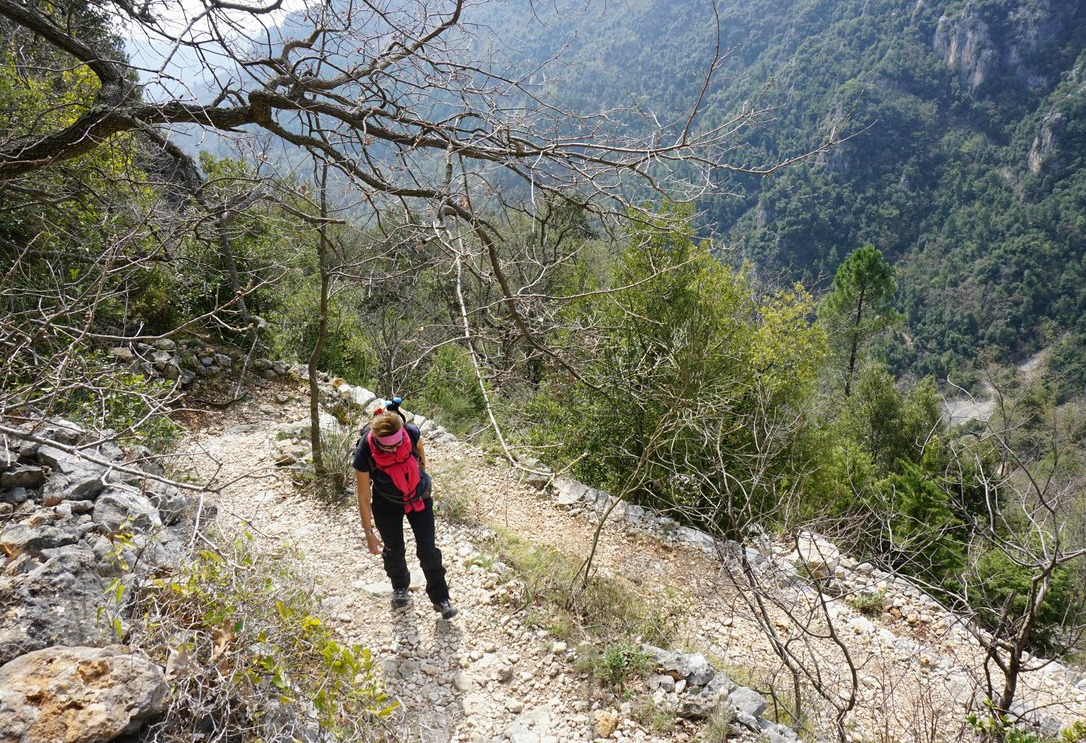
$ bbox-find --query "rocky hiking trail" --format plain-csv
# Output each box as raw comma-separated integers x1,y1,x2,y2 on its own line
183,384,1086,743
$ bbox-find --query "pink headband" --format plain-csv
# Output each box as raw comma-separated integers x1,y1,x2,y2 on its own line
374,428,405,446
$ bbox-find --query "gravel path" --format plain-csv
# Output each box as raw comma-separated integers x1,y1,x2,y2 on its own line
178,385,1086,743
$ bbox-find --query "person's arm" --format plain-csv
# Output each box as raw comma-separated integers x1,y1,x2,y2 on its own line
355,469,382,555
415,434,427,470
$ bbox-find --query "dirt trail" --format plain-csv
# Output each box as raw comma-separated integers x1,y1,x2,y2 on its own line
179,386,1086,743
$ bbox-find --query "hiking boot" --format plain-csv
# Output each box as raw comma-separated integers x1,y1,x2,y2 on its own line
433,599,458,619
391,587,411,609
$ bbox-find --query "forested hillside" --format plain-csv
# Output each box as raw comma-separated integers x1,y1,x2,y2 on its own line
466,0,1086,379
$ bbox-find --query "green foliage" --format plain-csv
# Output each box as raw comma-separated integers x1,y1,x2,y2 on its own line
19,353,181,450
846,589,886,617
632,698,677,734
128,534,396,741
414,344,487,436
267,278,374,382
430,458,480,526
470,0,1086,370
1049,334,1086,404
1061,721,1086,743
837,366,943,475
699,703,738,742
525,203,826,534
971,548,1077,654
873,461,967,591
575,642,654,692
820,245,899,396
967,701,1046,743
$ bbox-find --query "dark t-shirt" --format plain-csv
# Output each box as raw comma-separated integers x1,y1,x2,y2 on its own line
352,424,423,505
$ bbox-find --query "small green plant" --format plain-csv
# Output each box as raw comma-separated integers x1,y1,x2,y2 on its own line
489,529,676,647
315,419,357,502
96,529,136,641
632,698,677,734
1061,721,1086,743
291,419,358,503
846,589,886,617
967,702,1044,743
127,532,396,742
575,642,654,691
698,703,736,742
430,458,479,525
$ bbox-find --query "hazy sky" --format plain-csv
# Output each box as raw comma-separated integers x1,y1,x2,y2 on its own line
123,0,307,100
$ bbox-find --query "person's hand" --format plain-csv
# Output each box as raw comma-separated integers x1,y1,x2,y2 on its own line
365,530,382,555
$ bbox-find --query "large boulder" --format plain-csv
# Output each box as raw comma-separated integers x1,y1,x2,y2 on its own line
143,481,191,526
0,645,168,743
0,466,46,491
792,531,840,582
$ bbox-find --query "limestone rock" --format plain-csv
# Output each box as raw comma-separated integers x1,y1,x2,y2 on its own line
143,482,190,526
728,685,768,720
92,489,163,534
0,466,46,491
792,531,840,582
591,708,620,737
934,8,997,90
0,645,168,743
110,346,135,363
0,523,79,559
0,544,114,665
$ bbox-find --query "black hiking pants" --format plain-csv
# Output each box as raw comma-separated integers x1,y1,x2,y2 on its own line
371,496,450,605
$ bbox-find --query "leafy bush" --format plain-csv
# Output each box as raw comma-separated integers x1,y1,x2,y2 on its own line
1062,721,1086,743
523,203,826,536
430,458,480,526
970,548,1077,655
967,702,1045,743
266,280,374,382
846,589,886,617
127,533,396,742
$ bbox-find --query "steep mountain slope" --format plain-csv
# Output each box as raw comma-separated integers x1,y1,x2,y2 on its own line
460,0,1086,376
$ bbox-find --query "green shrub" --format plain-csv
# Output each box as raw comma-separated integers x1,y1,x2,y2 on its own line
632,698,677,734
26,353,181,451
430,459,479,526
1061,721,1086,743
415,344,487,436
846,589,886,617
967,702,1045,743
127,533,396,741
575,642,654,692
266,280,374,382
971,548,1077,655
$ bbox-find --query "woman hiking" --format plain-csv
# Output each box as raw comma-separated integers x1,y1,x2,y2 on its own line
354,404,458,619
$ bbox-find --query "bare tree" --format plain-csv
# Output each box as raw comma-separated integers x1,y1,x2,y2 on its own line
947,384,1086,740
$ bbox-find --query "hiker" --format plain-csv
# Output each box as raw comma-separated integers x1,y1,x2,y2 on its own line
354,405,458,619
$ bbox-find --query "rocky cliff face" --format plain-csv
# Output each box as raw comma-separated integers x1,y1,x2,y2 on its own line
934,4,997,91
934,0,1068,92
